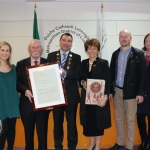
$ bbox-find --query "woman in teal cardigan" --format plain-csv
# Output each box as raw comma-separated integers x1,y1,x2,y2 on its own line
0,41,20,150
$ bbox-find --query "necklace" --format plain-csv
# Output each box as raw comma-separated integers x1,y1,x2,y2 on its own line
89,60,93,64
146,52,150,56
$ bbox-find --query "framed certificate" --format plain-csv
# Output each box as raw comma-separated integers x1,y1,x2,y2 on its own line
26,62,68,110
85,79,105,105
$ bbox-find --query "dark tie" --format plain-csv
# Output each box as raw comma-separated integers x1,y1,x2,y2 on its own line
34,60,38,66
61,53,67,68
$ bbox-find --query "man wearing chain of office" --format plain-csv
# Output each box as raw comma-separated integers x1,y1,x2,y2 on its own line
47,33,81,150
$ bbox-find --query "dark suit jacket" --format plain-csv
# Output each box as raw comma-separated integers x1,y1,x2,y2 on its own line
80,57,111,129
137,63,150,114
47,50,81,105
110,46,147,100
16,57,47,116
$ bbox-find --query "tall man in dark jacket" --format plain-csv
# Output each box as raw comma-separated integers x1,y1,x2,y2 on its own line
47,33,81,150
16,39,50,150
109,29,147,150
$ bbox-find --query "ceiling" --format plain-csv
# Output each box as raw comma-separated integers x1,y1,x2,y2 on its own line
27,0,150,2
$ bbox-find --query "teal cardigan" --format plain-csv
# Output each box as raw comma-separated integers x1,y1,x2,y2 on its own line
0,64,20,121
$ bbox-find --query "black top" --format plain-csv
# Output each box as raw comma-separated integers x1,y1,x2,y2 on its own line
83,70,104,136
137,63,150,114
80,57,111,129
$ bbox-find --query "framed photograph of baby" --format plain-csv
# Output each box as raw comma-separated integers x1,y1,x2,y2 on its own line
0,118,2,135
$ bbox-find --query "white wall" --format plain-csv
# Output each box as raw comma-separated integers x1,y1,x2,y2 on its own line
0,0,150,64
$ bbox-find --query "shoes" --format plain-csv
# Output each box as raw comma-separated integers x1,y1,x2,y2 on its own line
92,145,96,150
145,144,150,150
108,143,124,150
138,141,147,150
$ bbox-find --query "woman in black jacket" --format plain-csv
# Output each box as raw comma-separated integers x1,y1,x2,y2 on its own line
80,38,111,150
137,33,150,150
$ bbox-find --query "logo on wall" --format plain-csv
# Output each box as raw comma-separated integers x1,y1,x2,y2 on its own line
43,24,89,54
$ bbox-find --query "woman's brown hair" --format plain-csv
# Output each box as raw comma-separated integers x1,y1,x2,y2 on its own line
84,38,100,52
142,33,150,51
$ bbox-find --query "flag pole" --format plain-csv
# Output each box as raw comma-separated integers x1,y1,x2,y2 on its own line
100,3,108,60
34,2,37,10
101,3,103,14
33,2,40,39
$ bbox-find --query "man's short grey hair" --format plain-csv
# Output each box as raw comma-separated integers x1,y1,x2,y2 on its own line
28,39,43,49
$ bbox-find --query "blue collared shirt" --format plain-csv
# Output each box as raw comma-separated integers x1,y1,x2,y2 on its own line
60,50,70,63
115,47,131,87
60,49,70,78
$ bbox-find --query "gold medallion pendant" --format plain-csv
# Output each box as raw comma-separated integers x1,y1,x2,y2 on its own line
67,53,73,70
56,51,73,70
56,51,60,62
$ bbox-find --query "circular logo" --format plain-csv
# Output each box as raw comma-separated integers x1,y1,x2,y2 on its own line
90,82,101,93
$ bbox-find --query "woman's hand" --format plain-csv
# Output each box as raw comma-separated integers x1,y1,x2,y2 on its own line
81,80,87,90
109,94,113,101
97,95,108,107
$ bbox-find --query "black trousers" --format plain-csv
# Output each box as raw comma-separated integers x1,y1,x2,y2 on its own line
0,117,17,150
21,110,50,150
53,104,78,150
137,114,150,143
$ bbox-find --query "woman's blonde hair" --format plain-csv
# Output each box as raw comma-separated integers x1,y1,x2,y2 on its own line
0,41,12,66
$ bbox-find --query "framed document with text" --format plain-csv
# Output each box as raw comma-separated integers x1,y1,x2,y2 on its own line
85,79,105,105
26,62,68,110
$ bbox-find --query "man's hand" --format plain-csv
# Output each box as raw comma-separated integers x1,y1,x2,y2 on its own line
46,107,54,110
25,90,33,103
61,68,66,75
136,95,144,104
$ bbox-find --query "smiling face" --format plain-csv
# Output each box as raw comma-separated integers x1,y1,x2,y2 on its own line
84,39,100,60
59,34,72,52
0,45,11,62
28,40,42,60
145,36,150,51
87,45,99,59
119,30,132,49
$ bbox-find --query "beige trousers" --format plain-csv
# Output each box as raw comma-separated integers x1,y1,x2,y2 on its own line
114,87,137,150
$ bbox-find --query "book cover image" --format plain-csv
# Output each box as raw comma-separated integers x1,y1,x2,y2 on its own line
85,79,105,105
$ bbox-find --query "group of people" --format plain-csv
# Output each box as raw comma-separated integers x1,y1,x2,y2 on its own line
0,29,150,150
